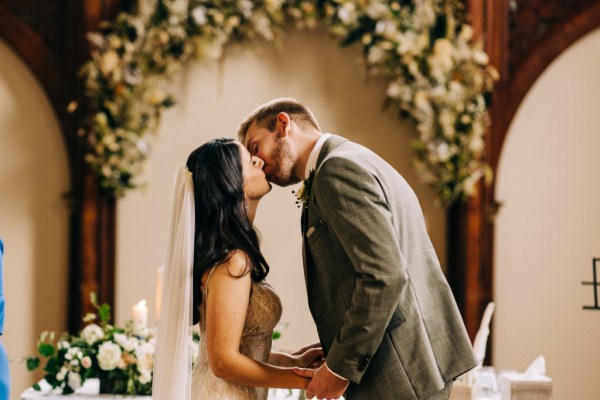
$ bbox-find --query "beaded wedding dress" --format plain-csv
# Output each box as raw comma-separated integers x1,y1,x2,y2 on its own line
192,268,282,400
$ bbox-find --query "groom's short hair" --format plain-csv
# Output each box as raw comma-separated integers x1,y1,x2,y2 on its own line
237,98,321,142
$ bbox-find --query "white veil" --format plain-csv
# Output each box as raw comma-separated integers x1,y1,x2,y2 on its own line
152,165,195,400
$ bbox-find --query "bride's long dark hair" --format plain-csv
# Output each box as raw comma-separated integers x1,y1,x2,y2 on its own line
187,138,269,324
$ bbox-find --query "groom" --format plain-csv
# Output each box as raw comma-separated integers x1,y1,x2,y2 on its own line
239,98,477,400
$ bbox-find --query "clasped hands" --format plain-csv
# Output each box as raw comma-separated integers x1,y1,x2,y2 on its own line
291,347,349,400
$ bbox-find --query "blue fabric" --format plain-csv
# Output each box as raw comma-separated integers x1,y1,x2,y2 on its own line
0,239,4,334
0,239,8,400
0,343,8,400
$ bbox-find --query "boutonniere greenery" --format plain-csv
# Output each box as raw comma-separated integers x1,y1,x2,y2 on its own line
293,169,315,208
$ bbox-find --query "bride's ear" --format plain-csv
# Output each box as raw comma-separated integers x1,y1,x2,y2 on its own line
275,112,291,138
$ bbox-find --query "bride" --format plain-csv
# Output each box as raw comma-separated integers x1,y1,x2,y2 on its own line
152,138,323,400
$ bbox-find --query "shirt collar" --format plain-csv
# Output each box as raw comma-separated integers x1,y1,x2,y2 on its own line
305,133,331,179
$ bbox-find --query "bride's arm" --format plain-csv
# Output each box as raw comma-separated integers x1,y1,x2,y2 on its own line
204,252,310,390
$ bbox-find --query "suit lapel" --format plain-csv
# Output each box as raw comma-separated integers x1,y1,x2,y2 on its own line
314,134,347,173
301,206,309,286
301,135,347,288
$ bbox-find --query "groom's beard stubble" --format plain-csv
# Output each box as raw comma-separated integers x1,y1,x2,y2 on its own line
267,138,300,187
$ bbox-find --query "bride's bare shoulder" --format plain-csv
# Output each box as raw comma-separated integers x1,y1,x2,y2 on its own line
215,249,251,279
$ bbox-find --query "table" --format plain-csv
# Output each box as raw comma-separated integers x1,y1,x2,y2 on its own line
21,379,150,400
22,380,308,399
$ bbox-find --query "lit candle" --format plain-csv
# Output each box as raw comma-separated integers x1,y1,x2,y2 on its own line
132,300,148,336
156,266,164,320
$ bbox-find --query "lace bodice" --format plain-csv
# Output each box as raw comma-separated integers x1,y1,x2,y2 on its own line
192,279,282,400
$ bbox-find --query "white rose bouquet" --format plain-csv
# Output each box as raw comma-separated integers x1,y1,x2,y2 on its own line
26,293,155,395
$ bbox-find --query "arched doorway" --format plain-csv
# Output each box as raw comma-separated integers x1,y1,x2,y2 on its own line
493,27,600,399
0,38,69,397
0,0,120,333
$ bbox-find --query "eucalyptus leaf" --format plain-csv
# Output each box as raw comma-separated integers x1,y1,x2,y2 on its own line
26,356,40,371
38,343,55,357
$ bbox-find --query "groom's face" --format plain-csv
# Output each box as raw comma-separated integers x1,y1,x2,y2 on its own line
244,120,298,187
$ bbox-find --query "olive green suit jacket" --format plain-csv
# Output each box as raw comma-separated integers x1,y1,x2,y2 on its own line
301,135,477,399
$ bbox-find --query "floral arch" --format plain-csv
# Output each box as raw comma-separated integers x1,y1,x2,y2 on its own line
78,0,496,206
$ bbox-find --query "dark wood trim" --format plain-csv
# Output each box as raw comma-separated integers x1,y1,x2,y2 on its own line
447,193,484,340
448,1,510,350
491,1,600,172
0,6,71,161
67,0,120,331
450,0,600,366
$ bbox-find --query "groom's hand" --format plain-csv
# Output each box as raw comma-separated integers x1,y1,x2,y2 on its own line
293,363,348,400
290,341,321,356
295,347,325,368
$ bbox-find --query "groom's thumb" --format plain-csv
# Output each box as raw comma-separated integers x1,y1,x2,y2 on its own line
292,367,314,378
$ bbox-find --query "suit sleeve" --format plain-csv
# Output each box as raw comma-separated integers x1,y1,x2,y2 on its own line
312,157,407,383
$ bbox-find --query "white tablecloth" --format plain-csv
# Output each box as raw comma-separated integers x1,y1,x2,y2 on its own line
21,379,151,399
22,380,306,399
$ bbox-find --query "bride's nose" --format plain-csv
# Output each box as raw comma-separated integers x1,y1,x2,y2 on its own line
253,156,265,169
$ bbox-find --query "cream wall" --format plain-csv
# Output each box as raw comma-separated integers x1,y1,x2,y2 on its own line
494,28,600,399
116,29,446,351
0,40,70,398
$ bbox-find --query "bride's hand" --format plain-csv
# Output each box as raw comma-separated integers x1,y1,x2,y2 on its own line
294,347,325,368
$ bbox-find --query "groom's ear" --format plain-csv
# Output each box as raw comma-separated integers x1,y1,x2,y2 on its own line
275,112,291,138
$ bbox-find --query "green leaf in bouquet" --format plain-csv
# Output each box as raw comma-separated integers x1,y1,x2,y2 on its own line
272,331,281,340
127,377,135,394
32,383,41,391
83,367,97,379
38,342,55,357
90,292,111,324
44,356,62,375
26,356,40,371
45,373,60,388
98,304,112,326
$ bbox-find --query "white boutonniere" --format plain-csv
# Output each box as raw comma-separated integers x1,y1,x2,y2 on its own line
293,169,315,208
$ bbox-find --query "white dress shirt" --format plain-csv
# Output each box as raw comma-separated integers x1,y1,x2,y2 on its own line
304,133,331,179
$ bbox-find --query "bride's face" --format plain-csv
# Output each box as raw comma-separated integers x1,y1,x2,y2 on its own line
239,144,271,200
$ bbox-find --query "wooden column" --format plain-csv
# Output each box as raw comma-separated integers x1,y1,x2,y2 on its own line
446,1,509,367
65,0,120,332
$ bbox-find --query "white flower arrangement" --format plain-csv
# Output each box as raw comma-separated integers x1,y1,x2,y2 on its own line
26,293,155,395
78,0,497,205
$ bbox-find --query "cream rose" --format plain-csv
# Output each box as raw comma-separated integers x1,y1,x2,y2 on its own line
135,342,155,372
98,342,122,371
138,368,152,384
81,324,104,345
68,372,82,390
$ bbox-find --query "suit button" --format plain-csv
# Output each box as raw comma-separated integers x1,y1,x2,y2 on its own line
357,354,371,371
